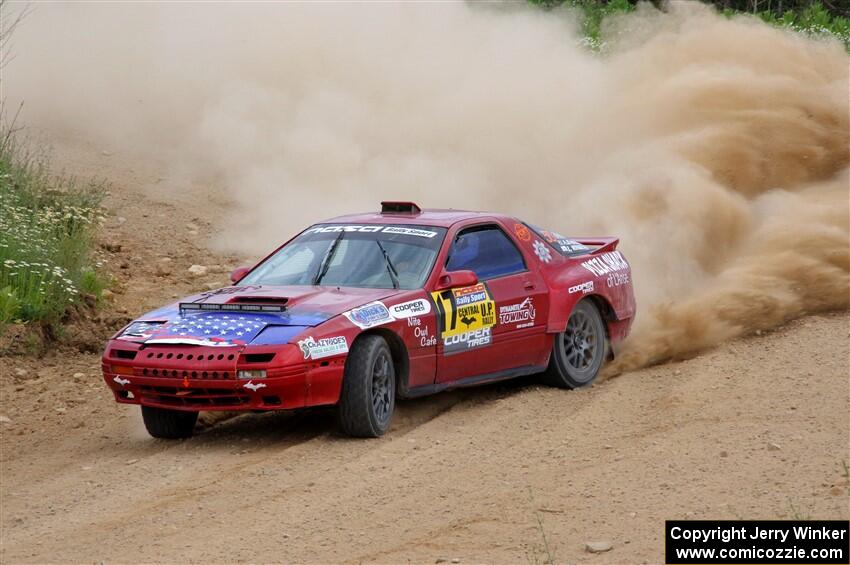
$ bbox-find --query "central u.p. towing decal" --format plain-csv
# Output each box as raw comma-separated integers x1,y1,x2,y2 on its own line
431,283,496,355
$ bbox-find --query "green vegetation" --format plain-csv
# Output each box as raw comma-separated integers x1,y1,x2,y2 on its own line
0,117,108,329
529,0,850,51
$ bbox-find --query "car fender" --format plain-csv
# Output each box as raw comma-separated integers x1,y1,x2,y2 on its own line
545,255,636,342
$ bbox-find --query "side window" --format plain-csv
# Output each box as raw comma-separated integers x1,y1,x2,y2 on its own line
446,225,526,280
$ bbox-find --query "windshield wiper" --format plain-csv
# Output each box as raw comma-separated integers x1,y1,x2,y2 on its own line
313,231,345,285
375,240,400,289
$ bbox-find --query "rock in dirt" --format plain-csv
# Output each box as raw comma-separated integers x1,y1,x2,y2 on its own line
188,265,208,277
101,241,122,253
14,368,28,378
0,415,11,424
585,541,613,553
767,442,782,451
155,263,173,277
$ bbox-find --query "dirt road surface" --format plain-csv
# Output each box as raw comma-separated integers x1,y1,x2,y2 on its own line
1,139,848,564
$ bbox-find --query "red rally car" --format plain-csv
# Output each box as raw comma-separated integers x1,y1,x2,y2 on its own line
102,202,635,438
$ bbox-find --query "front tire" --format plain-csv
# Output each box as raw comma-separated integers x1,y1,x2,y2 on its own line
338,335,396,438
141,406,198,439
543,299,607,389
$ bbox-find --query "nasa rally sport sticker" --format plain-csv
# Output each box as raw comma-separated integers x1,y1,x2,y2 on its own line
431,283,496,355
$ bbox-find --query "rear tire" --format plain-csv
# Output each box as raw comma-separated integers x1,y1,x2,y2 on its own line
338,335,396,438
542,299,607,389
141,406,198,439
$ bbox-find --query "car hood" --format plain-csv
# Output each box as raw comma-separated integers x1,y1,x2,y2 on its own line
115,285,403,347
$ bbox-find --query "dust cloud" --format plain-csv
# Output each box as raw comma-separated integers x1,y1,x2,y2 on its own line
4,1,848,370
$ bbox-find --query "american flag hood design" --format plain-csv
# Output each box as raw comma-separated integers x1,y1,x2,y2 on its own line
116,285,401,346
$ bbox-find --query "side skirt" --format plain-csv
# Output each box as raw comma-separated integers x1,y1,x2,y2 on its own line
400,364,547,399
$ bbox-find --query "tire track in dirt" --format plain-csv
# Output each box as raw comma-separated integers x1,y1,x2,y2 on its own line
1,139,847,564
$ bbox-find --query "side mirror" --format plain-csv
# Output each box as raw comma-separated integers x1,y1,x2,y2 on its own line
230,266,251,284
435,270,478,291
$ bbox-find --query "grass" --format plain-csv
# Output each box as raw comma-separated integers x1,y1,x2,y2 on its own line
0,112,108,330
529,0,850,52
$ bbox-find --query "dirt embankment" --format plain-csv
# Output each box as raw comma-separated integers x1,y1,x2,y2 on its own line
0,137,848,564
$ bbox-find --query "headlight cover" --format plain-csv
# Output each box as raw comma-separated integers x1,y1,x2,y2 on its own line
119,321,164,338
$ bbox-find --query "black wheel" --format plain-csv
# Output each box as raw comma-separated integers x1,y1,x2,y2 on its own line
542,299,607,389
141,405,198,439
338,335,396,438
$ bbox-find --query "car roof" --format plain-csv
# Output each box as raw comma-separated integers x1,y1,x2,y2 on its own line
324,207,510,228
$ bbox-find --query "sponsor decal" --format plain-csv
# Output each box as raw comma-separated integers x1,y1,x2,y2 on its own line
113,376,130,386
298,336,349,360
514,223,531,242
533,240,552,263
344,301,393,329
431,283,496,354
305,225,438,238
555,238,590,255
443,327,492,355
580,251,629,277
344,298,432,329
388,298,431,319
243,381,266,392
381,226,439,239
607,271,630,288
407,317,437,347
541,229,558,243
533,227,589,256
568,281,594,295
498,297,536,329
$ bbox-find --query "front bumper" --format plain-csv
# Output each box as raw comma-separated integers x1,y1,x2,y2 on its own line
102,343,346,412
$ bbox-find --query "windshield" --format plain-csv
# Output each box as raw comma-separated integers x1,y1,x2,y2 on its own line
240,224,447,290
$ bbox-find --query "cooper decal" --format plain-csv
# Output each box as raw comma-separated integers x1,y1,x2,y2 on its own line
344,301,393,329
568,281,594,295
243,381,267,392
533,240,552,263
113,376,130,386
580,251,628,277
498,297,536,329
443,327,492,355
388,298,431,319
431,283,496,354
298,336,349,360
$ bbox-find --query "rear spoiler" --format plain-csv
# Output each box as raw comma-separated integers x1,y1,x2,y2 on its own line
574,237,619,255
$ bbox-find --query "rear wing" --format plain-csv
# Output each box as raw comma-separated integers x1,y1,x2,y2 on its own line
573,237,619,255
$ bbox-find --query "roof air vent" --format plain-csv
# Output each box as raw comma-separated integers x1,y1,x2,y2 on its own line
381,201,422,214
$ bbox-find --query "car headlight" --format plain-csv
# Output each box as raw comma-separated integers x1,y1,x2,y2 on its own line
237,370,267,380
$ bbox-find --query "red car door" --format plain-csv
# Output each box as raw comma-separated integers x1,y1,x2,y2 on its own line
432,222,549,384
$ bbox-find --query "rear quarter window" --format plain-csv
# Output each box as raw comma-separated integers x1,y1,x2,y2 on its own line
524,223,591,257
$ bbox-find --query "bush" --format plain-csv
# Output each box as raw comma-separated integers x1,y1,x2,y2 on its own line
529,0,850,51
0,119,108,329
